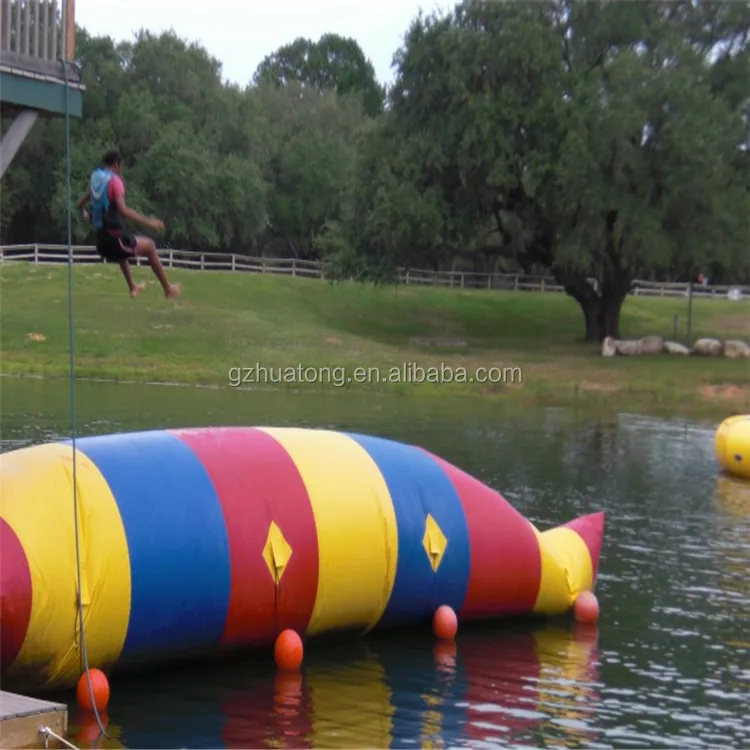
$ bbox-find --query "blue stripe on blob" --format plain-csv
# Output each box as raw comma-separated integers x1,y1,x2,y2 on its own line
70,431,231,663
345,432,471,626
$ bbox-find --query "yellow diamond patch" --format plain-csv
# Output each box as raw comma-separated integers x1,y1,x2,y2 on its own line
422,513,448,572
262,521,293,584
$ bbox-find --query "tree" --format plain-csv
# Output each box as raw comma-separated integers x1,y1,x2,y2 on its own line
253,33,385,117
338,0,750,341
252,81,366,259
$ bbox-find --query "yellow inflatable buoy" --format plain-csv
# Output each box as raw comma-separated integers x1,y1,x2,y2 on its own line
715,415,750,479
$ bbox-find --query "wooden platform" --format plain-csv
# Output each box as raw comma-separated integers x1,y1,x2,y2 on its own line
0,691,68,749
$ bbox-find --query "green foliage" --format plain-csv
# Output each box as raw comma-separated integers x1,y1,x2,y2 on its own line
253,32,386,117
254,82,365,259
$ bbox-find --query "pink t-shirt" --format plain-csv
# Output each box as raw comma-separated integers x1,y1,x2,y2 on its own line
101,173,125,235
108,173,125,202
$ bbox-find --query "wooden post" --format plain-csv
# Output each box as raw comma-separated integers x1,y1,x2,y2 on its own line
13,0,21,54
65,0,74,60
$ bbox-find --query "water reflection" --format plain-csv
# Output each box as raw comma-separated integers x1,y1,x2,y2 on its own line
712,475,750,653
714,474,750,518
65,624,600,749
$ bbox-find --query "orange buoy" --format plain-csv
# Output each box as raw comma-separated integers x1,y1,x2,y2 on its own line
274,628,304,671
432,604,458,640
76,668,110,712
574,590,600,624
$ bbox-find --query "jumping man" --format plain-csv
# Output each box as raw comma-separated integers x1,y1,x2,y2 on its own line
78,149,182,299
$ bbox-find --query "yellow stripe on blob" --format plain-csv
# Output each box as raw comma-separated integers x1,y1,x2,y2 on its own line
0,443,131,687
530,522,594,616
259,428,399,636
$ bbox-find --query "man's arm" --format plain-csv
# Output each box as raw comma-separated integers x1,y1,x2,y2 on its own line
110,181,163,232
77,187,90,220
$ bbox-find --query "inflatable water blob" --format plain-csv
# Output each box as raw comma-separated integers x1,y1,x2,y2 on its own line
0,426,605,692
715,415,750,480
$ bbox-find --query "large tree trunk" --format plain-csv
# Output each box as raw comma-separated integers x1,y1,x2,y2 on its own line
495,192,635,343
579,289,629,342
555,210,634,342
549,268,631,342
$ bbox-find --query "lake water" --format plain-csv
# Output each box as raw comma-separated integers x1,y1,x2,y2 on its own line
1,376,748,749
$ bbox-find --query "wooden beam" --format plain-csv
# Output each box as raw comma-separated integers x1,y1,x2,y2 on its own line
65,0,74,60
0,109,39,180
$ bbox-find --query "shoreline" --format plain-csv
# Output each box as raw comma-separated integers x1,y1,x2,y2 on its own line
1,367,745,424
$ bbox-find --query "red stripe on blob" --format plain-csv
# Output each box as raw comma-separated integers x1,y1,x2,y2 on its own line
0,518,32,668
172,427,319,646
564,511,605,581
425,453,541,618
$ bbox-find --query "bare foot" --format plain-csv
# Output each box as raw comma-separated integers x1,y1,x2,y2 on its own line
130,282,146,298
165,283,182,299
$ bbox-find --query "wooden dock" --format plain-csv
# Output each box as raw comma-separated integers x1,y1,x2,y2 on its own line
0,691,68,749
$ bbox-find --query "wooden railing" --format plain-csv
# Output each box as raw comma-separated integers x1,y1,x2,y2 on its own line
0,0,75,74
1,243,748,300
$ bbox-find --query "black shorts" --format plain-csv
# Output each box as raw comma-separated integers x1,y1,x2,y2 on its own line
96,230,137,262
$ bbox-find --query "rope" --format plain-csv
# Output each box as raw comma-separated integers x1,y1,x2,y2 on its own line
39,725,80,750
62,58,109,741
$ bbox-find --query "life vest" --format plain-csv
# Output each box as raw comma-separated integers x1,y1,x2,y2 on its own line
89,168,120,231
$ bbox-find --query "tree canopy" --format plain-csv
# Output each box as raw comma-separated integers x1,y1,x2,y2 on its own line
2,0,748,341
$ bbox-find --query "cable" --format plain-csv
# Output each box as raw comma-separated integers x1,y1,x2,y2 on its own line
39,725,80,750
62,57,109,741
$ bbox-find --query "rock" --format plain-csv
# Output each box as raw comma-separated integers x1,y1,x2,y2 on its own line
639,335,665,355
723,339,750,359
616,339,641,356
664,340,691,355
692,338,723,356
602,336,617,357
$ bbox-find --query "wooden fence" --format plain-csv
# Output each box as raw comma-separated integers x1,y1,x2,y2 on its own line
1,243,748,300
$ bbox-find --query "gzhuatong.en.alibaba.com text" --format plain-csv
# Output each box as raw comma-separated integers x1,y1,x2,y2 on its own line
228,363,523,388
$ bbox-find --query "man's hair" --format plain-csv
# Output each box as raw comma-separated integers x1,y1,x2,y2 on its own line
102,149,121,167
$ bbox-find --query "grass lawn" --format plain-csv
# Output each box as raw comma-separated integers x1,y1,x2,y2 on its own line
1,261,748,419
